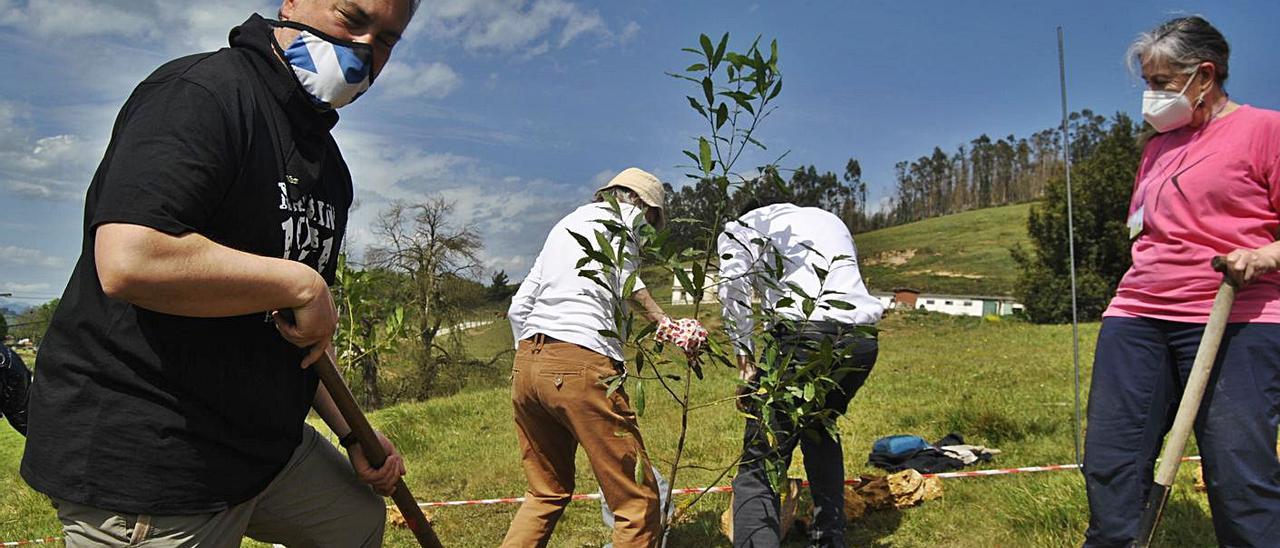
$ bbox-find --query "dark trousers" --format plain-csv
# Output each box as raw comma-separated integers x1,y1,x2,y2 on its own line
732,323,878,548
1084,317,1280,547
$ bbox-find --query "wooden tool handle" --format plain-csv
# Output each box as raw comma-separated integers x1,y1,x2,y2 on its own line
1134,256,1236,547
314,352,444,548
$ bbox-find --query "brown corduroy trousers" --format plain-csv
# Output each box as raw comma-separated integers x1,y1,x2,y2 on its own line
501,334,661,547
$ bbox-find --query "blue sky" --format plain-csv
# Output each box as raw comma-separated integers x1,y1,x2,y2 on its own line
0,0,1277,308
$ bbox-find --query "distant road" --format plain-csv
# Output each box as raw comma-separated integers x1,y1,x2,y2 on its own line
437,319,496,337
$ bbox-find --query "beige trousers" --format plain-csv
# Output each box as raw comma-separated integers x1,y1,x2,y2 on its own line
54,424,385,547
501,335,661,548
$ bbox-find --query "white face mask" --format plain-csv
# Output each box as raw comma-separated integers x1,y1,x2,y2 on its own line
1142,71,1203,133
272,20,374,110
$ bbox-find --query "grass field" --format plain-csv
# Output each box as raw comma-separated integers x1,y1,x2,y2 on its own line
0,310,1222,547
855,203,1034,296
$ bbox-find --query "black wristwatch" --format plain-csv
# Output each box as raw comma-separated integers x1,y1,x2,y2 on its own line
339,431,360,448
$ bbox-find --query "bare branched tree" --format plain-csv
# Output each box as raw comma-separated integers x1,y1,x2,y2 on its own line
367,198,484,398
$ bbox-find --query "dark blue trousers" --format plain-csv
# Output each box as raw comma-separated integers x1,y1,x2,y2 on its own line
732,323,878,548
1084,317,1280,547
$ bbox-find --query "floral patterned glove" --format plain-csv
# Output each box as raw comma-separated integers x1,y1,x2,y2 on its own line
654,316,708,357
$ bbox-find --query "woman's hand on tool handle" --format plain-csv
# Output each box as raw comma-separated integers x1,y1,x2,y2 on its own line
1223,244,1280,286
348,430,407,496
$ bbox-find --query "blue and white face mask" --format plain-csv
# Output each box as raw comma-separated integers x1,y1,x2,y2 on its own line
272,20,374,110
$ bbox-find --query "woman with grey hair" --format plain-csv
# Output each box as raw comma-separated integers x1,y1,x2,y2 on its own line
1083,15,1280,546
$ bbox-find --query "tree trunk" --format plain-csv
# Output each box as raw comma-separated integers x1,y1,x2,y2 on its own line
360,351,383,409
418,321,440,399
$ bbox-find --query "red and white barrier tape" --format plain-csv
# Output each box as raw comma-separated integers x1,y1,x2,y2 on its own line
0,537,61,547
399,456,1204,510
1,457,1206,545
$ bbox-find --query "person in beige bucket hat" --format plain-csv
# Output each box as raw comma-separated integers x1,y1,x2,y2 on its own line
595,167,667,228
502,167,702,547
594,167,667,229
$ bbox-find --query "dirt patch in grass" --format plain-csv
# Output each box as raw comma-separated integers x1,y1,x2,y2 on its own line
864,248,917,267
906,269,985,280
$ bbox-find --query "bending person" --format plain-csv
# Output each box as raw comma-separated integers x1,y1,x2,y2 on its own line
0,345,30,435
719,197,884,548
503,168,703,547
22,1,419,545
1083,15,1280,546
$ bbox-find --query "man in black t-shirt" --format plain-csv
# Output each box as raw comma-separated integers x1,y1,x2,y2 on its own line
0,345,30,435
22,1,420,545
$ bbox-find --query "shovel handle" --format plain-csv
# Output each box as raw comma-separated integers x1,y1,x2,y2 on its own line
314,352,444,548
1133,256,1235,547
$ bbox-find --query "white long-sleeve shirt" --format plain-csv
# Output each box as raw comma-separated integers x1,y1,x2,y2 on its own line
508,203,647,361
717,203,883,355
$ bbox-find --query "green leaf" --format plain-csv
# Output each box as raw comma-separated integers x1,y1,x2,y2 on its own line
686,63,707,72
598,329,621,340
567,230,594,255
699,33,714,62
826,299,856,310
674,266,695,293
635,321,658,341
785,282,812,299
715,102,729,130
744,135,767,150
713,33,729,69
699,137,713,173
578,270,612,291
768,79,783,101
606,375,624,397
623,270,639,299
686,96,707,117
594,230,617,264
701,76,714,106
635,380,646,416
634,457,646,484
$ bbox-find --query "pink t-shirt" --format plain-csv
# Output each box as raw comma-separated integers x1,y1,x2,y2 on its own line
1106,105,1280,323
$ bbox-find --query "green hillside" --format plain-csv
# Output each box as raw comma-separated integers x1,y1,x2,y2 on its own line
856,202,1034,296
0,312,1223,547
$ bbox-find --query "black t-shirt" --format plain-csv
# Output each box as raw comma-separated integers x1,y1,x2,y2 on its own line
21,14,353,514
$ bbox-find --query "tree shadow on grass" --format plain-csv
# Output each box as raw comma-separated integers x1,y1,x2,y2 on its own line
667,507,733,547
844,508,904,547
665,503,906,547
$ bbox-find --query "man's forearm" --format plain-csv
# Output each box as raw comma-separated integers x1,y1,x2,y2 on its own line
96,223,323,317
629,288,666,323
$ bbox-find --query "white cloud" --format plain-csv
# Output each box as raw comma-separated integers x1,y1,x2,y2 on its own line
0,102,101,203
591,169,617,187
6,0,272,51
420,0,612,55
333,128,595,277
0,282,53,294
617,21,641,45
377,61,462,100
0,246,65,268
